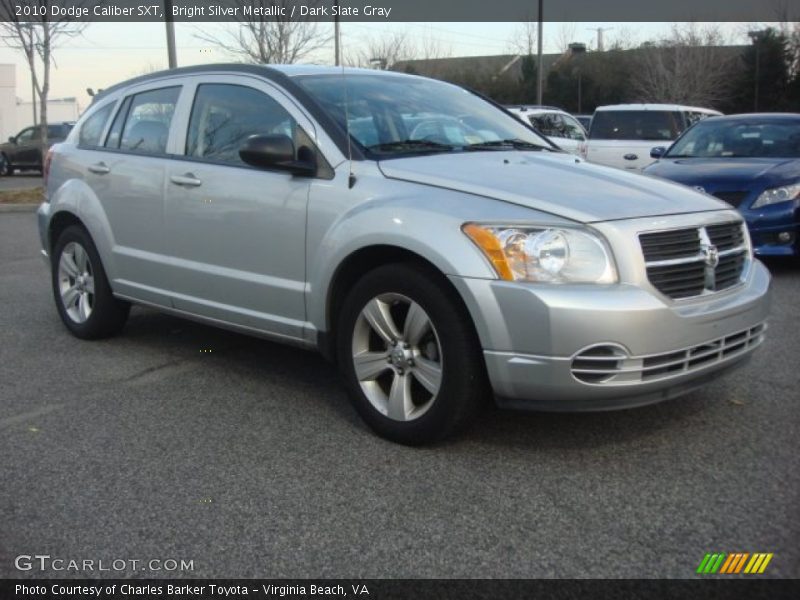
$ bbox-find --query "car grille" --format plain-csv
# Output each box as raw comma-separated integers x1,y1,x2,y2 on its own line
571,323,766,385
712,191,749,208
639,221,749,300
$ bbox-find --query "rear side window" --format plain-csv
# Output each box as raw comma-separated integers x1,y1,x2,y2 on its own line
119,87,180,155
589,110,682,141
47,124,71,138
79,104,114,147
186,84,296,165
530,113,585,140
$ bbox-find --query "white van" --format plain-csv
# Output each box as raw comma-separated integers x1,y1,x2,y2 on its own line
584,104,721,171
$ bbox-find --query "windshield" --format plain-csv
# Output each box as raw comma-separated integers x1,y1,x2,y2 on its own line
666,119,800,158
590,110,683,141
294,74,553,157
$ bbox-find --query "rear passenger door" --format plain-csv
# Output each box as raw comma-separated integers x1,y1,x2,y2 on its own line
82,84,183,305
163,76,320,340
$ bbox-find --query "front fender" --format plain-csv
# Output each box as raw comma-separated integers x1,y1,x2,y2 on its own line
305,173,573,334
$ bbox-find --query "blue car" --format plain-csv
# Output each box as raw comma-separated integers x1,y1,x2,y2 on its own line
644,113,800,257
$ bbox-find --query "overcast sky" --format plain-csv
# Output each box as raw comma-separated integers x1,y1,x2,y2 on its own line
0,21,756,113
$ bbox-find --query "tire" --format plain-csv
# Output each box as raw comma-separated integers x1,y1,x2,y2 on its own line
337,263,487,445
51,225,130,339
0,154,13,176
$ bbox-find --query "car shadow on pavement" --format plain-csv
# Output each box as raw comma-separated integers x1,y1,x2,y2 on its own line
114,307,716,453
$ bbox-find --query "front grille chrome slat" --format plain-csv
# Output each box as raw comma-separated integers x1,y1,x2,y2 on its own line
639,222,749,300
571,324,766,385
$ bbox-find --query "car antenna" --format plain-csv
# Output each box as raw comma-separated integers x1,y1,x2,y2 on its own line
340,41,356,188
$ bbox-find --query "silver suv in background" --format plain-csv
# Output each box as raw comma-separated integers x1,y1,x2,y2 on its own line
585,104,721,171
38,66,769,444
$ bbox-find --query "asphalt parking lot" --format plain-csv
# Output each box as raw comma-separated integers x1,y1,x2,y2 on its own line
0,212,798,579
0,173,42,192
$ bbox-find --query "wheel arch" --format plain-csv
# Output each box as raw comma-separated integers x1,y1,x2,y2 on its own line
47,210,85,257
320,244,479,363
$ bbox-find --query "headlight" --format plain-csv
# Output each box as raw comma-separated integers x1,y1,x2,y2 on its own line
752,183,800,209
462,223,617,283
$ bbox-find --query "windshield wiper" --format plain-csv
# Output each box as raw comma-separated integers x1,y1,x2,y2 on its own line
366,140,456,153
465,139,554,152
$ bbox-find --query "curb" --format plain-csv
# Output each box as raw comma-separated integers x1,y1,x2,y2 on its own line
0,203,39,213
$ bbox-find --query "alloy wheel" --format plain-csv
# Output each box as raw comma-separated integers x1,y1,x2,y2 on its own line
57,241,95,323
351,293,443,422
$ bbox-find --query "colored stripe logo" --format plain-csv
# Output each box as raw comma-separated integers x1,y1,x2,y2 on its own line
697,553,773,574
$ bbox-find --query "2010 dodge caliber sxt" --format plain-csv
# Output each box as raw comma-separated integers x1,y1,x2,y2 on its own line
38,65,771,444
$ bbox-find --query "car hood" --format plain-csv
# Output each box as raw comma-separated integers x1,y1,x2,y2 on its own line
378,151,727,223
644,157,800,189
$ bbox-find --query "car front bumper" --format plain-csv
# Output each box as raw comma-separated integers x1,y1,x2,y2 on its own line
741,199,799,257
449,259,771,411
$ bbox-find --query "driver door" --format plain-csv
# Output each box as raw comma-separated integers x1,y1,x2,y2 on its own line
164,76,318,340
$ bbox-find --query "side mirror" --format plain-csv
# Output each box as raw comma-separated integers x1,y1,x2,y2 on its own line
8,136,16,144
650,146,666,159
239,134,316,176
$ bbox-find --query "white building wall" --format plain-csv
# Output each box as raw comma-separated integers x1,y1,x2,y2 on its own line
0,64,18,142
0,63,81,141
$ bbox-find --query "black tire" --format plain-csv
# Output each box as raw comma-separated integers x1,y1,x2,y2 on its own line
0,154,13,176
51,225,130,339
337,263,487,445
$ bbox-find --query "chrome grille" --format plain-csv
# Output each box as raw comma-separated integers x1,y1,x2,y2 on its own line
571,323,766,385
639,222,748,300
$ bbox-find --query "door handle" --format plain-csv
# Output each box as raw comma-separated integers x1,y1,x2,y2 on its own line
170,173,202,187
88,162,110,175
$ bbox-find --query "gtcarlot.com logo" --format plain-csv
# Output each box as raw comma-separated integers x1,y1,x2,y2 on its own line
14,554,194,572
696,552,774,575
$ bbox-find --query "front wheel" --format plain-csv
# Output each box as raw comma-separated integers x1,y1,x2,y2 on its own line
51,225,130,339
337,263,487,445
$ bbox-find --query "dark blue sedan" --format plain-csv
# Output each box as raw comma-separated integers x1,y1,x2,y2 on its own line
644,113,800,256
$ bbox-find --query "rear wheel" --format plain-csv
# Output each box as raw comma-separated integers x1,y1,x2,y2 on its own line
0,154,13,176
337,263,487,445
51,225,129,339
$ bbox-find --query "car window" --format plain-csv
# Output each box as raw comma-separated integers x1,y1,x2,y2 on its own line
186,84,297,165
47,124,70,138
530,113,585,140
295,74,552,156
119,87,180,155
590,110,682,141
78,104,114,147
667,119,800,158
105,97,132,149
15,127,36,143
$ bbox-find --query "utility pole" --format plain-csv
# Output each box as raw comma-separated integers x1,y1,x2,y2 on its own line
587,27,613,51
164,0,177,68
748,30,766,111
536,0,543,105
334,1,340,66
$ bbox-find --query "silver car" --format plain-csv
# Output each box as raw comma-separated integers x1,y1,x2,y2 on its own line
37,65,770,444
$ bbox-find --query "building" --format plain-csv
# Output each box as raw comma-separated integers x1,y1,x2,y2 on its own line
0,63,80,141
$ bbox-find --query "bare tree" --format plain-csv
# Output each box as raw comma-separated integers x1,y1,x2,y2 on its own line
348,29,451,74
555,23,578,53
630,23,738,107
509,19,537,57
195,0,332,64
347,31,411,69
0,1,87,163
